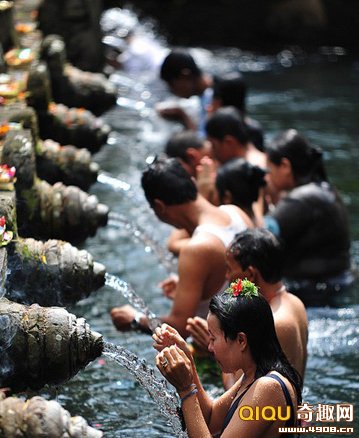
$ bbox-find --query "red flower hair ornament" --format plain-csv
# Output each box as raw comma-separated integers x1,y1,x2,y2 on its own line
226,278,259,298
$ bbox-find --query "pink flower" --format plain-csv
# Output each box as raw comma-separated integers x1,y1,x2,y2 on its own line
232,280,242,297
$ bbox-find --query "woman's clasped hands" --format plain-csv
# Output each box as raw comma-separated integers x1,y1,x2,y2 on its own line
153,324,194,392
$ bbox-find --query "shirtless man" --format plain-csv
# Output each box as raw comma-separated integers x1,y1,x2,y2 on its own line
164,130,218,255
187,228,308,383
110,157,253,337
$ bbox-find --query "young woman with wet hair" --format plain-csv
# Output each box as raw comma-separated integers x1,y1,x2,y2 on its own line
215,157,267,226
154,280,302,438
265,129,352,305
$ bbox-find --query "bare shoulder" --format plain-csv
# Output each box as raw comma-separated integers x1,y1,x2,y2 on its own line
285,292,308,320
250,373,293,405
178,234,224,271
186,231,225,254
276,291,307,319
225,204,253,227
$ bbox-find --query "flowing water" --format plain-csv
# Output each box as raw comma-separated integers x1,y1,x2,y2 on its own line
103,342,187,438
34,11,359,437
105,273,161,331
107,213,177,274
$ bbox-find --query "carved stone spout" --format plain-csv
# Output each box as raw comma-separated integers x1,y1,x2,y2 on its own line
0,394,103,437
0,298,103,392
26,62,110,152
0,103,99,190
40,34,117,116
5,237,106,306
1,128,108,241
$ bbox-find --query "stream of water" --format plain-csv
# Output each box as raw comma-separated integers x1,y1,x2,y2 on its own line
35,9,359,437
103,342,187,438
105,273,161,332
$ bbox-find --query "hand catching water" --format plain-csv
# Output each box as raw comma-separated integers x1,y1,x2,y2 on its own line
156,345,194,392
153,323,193,363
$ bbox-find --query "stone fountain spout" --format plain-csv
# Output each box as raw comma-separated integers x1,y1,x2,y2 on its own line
0,298,103,393
0,393,103,437
26,61,110,152
5,237,106,306
1,128,108,241
0,103,99,190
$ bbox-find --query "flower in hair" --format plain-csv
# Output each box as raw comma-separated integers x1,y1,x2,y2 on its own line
226,278,259,298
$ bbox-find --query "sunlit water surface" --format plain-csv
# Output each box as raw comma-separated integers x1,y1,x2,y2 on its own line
33,39,359,437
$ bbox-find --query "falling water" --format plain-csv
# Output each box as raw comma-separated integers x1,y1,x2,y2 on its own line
0,249,7,299
97,172,132,193
105,273,161,332
108,211,178,275
103,341,187,438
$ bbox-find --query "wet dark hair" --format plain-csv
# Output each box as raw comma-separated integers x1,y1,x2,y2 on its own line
141,156,197,205
205,107,249,144
209,291,302,400
266,129,328,185
165,131,204,164
216,158,266,210
228,228,284,283
213,72,247,114
160,50,201,83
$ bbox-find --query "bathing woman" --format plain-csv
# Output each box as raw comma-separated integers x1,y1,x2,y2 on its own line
154,280,302,437
264,129,352,305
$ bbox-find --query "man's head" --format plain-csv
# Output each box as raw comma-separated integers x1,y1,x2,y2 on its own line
205,107,249,163
141,156,197,226
211,72,247,115
225,228,284,284
160,50,202,98
165,131,212,177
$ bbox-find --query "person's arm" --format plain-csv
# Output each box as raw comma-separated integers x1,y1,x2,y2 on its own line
157,106,197,130
111,241,213,336
156,345,245,437
160,242,212,336
167,228,190,256
196,156,219,205
153,325,215,424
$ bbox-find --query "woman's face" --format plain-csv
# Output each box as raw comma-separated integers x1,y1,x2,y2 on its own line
265,155,294,192
207,312,241,373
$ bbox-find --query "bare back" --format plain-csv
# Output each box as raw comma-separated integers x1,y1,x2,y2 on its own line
191,203,253,300
270,291,308,377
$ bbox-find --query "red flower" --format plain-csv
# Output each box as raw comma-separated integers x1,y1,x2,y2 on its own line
0,216,5,228
232,280,242,297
